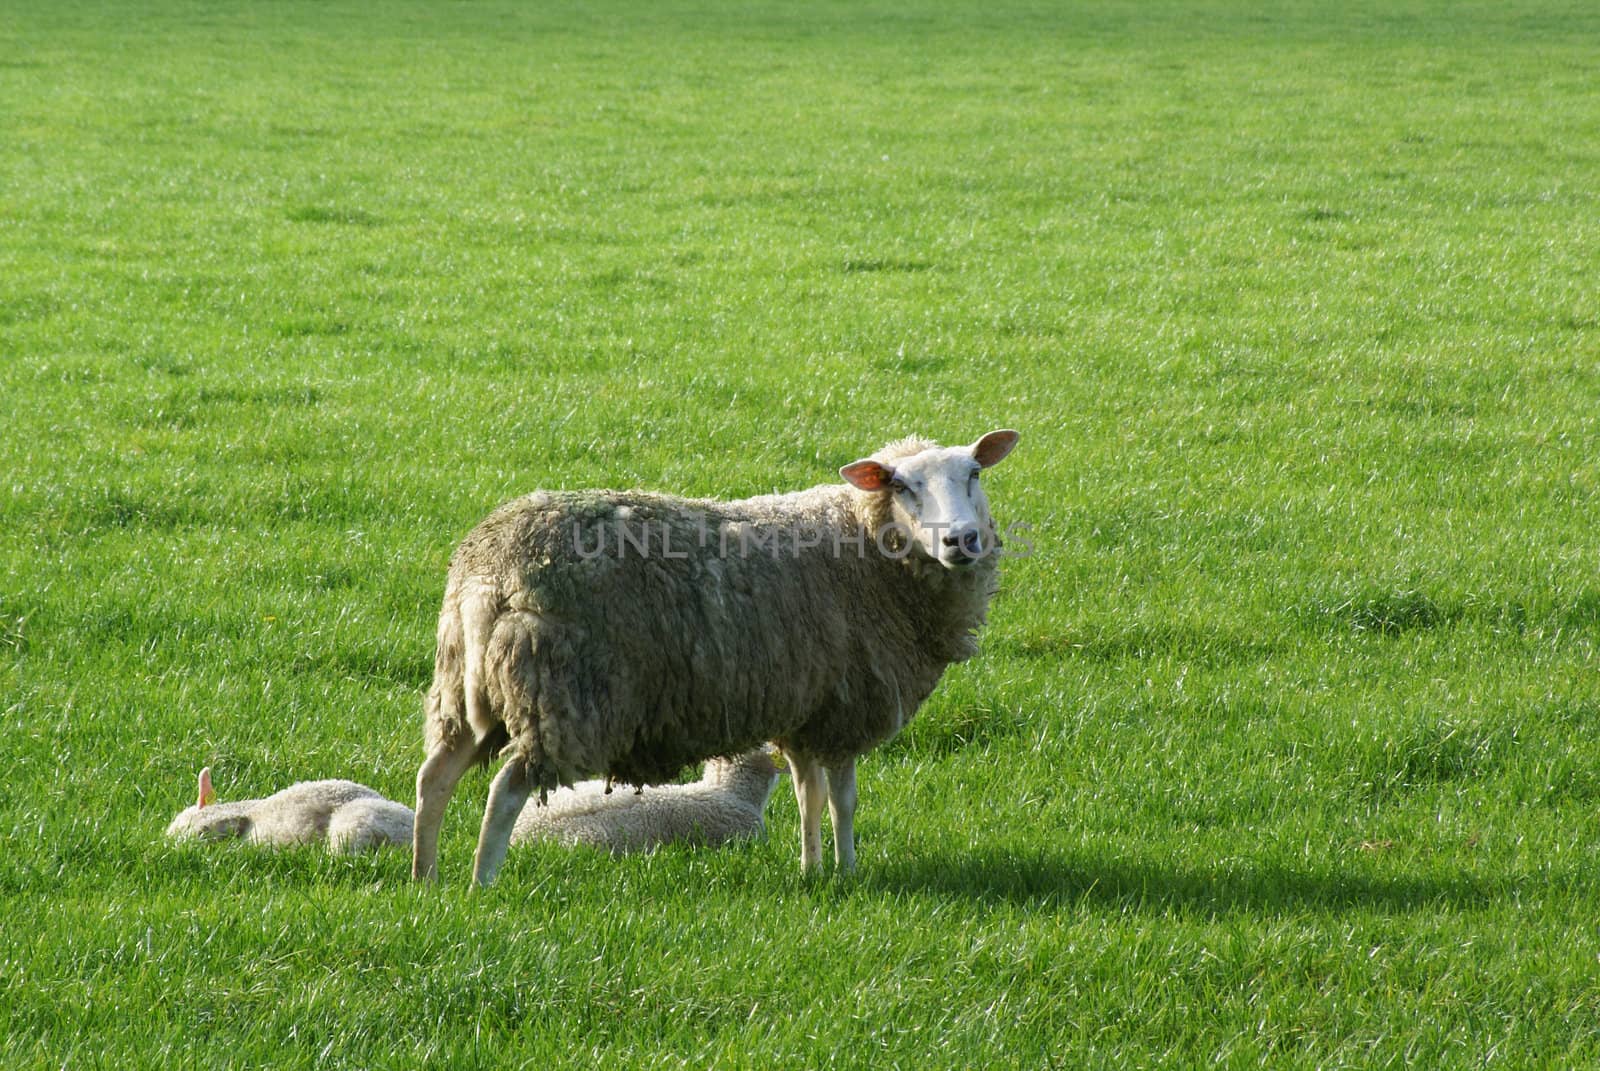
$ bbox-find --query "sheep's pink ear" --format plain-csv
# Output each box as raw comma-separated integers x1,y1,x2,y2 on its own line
971,429,1020,469
198,767,216,809
840,460,894,491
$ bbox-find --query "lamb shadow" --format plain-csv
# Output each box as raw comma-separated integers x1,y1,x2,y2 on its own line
862,845,1515,917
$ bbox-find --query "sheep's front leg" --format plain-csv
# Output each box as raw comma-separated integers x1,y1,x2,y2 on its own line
413,735,483,882
826,758,857,872
472,758,534,887
787,752,826,872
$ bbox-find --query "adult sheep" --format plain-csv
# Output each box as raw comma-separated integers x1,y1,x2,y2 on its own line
413,430,1020,886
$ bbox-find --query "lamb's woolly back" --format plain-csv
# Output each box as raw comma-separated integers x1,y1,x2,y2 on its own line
511,746,782,855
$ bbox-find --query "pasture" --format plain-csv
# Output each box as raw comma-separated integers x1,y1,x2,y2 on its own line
2,0,1598,1065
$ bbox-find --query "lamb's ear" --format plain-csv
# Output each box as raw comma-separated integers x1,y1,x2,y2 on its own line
971,429,1020,469
198,767,216,809
840,459,895,491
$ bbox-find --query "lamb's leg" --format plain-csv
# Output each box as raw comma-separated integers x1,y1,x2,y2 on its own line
825,758,858,872
472,757,534,887
412,737,481,882
787,752,825,872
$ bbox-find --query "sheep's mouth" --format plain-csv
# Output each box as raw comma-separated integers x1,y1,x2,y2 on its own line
939,536,988,569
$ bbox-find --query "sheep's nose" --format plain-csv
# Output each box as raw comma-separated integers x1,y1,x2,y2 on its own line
941,528,984,563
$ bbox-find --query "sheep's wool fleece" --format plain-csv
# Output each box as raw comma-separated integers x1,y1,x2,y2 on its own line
511,748,781,854
426,437,999,793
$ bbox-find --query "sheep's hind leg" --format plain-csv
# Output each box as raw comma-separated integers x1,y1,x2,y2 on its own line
472,757,535,887
413,735,486,882
787,752,826,872
826,758,857,872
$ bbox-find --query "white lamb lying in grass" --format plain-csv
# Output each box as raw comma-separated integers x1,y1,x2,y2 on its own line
167,749,782,858
512,746,784,855
165,767,413,853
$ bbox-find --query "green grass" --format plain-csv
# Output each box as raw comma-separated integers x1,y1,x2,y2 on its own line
3,0,1599,1065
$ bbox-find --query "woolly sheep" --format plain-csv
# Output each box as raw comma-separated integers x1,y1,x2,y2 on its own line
413,430,1020,886
512,745,783,854
167,767,413,853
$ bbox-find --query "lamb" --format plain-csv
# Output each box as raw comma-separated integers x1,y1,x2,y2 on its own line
511,745,783,854
167,767,414,853
412,429,1020,886
166,750,777,858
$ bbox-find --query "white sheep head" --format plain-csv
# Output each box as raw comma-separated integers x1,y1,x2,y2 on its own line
841,429,1019,569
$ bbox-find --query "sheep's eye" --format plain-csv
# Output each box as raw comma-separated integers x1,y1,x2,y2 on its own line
889,478,909,494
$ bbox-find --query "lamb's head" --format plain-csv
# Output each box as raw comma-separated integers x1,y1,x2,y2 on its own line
166,766,252,840
842,430,1019,569
703,745,785,806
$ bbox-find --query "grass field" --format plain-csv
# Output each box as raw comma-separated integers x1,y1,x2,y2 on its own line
3,0,1600,1066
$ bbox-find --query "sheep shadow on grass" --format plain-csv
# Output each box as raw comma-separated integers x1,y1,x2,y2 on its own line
860,846,1513,917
